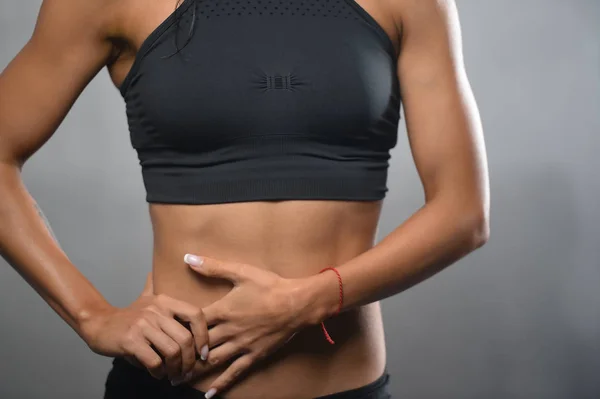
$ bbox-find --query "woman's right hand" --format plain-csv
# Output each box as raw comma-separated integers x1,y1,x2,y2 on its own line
81,273,209,385
0,0,204,388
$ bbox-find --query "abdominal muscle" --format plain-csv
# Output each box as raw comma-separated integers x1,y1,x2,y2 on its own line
148,200,387,399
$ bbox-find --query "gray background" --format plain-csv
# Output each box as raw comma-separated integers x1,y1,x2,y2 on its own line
1,0,598,398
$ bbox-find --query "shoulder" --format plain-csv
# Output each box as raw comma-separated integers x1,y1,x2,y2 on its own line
32,0,135,67
388,0,457,20
35,0,127,41
386,0,460,41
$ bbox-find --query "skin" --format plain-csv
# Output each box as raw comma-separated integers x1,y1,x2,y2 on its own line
0,0,489,398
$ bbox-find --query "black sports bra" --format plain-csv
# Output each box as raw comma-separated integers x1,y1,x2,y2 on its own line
120,0,401,204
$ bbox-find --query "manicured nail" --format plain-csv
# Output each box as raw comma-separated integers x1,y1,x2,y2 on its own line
205,387,217,399
171,377,183,386
184,254,203,267
184,371,194,381
200,344,209,361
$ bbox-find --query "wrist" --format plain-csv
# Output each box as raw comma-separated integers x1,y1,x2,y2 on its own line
293,270,341,327
75,300,115,345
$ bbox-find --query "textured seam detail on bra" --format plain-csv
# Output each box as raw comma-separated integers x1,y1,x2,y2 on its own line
134,132,372,152
119,0,197,97
341,0,397,60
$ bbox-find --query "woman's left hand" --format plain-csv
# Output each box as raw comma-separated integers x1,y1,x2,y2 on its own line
182,253,319,397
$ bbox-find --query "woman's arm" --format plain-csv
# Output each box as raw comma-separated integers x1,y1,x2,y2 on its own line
0,0,117,337
172,1,488,394
0,0,209,384
306,0,490,319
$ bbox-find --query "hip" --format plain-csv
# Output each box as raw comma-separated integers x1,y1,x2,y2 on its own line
106,302,387,399
105,356,391,399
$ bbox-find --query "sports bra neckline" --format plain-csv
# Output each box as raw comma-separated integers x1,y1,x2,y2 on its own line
118,0,396,96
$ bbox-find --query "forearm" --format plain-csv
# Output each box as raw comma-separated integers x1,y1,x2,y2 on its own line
0,162,111,340
301,197,489,323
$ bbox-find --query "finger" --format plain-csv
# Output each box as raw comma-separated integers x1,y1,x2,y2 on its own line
206,323,231,349
141,322,183,380
123,339,165,379
156,295,210,360
181,341,246,384
184,356,221,381
201,301,228,331
184,254,246,284
155,314,197,376
141,272,154,296
184,352,225,382
205,341,245,368
205,355,254,398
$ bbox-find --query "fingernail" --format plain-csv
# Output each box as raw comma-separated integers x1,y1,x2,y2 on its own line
184,254,204,267
205,388,217,399
171,377,183,386
184,371,194,381
200,344,209,361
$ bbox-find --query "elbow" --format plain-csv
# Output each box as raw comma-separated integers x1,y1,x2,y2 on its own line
446,197,489,252
465,207,490,250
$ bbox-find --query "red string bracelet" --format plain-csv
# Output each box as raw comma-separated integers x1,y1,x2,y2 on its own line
318,267,344,345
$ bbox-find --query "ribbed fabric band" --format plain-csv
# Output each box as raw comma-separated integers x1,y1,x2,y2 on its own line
143,171,387,204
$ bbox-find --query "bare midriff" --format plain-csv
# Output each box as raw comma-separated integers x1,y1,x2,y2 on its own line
149,200,387,398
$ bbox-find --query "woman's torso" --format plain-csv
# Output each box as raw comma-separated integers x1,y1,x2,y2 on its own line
149,200,387,398
105,0,401,396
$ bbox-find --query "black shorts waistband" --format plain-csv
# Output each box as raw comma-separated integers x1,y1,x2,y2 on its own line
106,357,391,399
